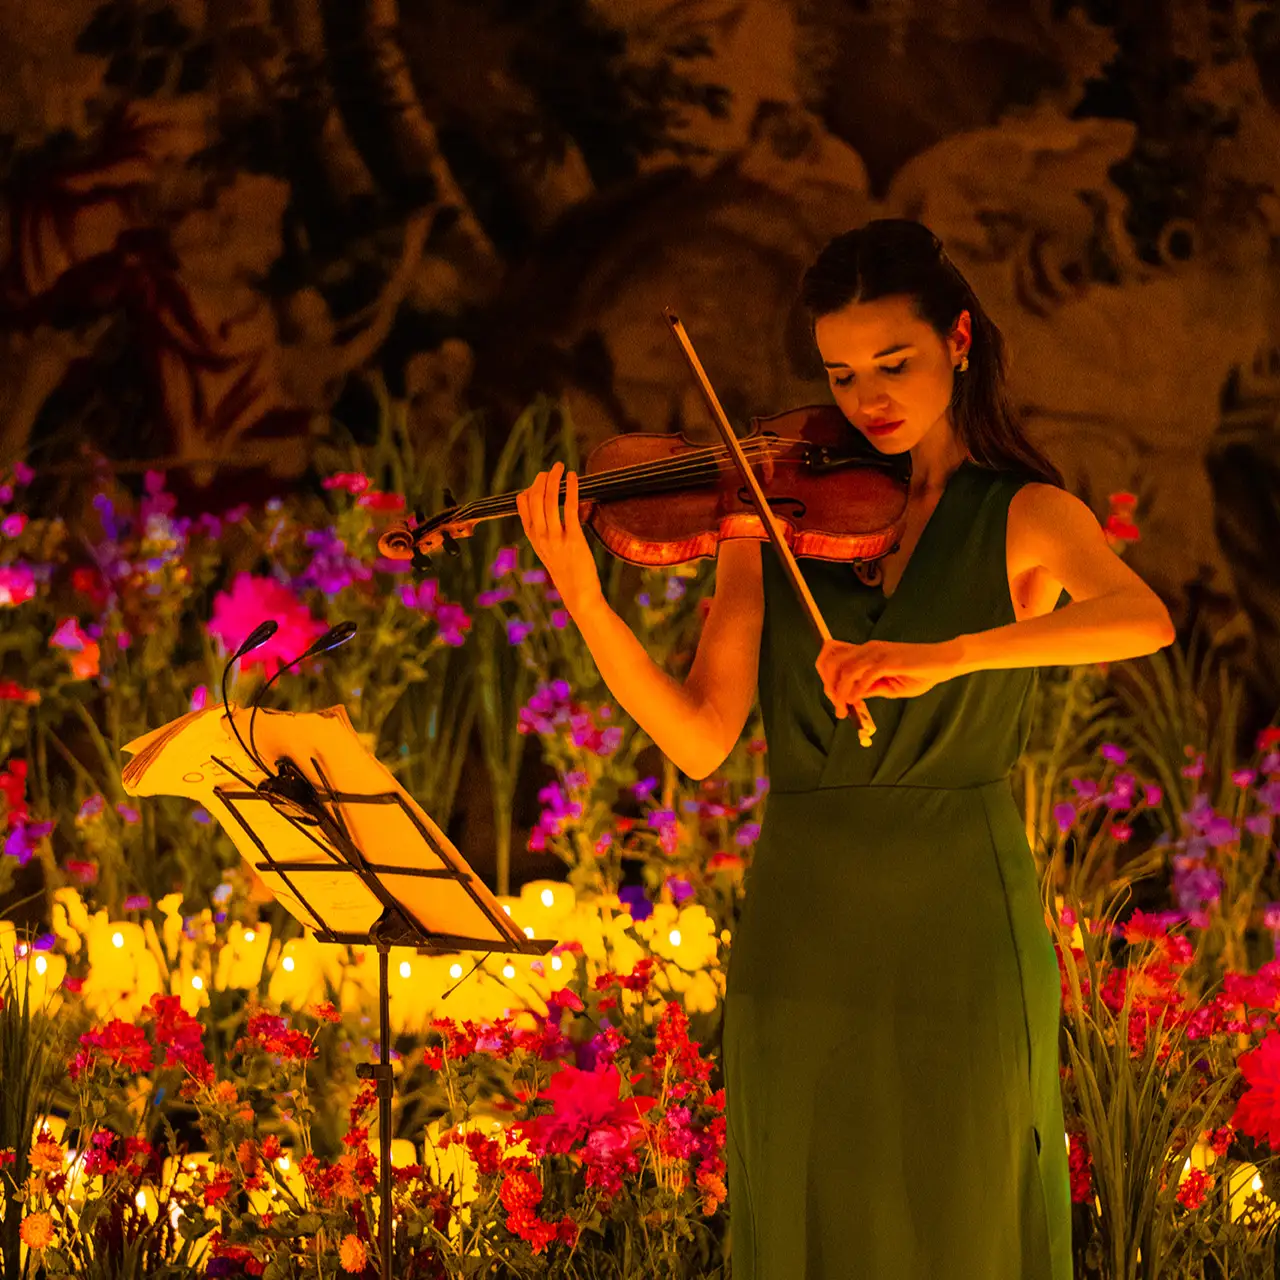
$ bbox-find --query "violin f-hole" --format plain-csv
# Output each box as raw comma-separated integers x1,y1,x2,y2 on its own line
739,489,806,520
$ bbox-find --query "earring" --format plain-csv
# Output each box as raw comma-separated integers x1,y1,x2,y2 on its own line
958,354,969,373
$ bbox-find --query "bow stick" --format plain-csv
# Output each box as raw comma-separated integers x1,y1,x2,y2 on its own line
662,308,876,748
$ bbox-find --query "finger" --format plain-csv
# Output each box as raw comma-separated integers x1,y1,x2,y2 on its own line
516,488,532,542
525,473,549,541
543,461,565,534
564,469,582,536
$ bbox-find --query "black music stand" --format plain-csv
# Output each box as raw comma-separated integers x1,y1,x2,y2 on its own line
123,705,556,1280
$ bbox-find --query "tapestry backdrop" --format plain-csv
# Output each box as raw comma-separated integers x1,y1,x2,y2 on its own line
3,0,1280,701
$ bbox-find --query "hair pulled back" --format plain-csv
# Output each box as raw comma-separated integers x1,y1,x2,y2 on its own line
800,219,1064,488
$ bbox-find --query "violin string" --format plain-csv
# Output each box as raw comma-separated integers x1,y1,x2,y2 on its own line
454,447,771,523
460,439,781,518
449,438,788,524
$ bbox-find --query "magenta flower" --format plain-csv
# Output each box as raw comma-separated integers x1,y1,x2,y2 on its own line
1053,802,1076,833
51,617,91,652
434,601,471,646
491,546,519,578
2,514,27,537
1099,743,1127,764
208,573,326,676
0,563,37,606
399,579,440,614
506,618,534,645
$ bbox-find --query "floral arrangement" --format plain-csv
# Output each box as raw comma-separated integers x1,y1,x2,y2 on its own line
2,408,1280,1275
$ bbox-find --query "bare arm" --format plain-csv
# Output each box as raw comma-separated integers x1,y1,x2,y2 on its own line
517,463,763,779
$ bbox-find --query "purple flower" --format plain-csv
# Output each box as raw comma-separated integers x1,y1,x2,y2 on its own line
123,894,151,911
1053,802,1076,833
476,587,513,607
506,617,534,645
665,576,686,602
1144,784,1163,807
296,527,372,595
550,609,569,629
1173,860,1222,914
632,776,658,802
1070,777,1098,801
491,546,519,578
637,592,650,607
1103,772,1136,810
4,820,54,865
77,794,105,821
1233,768,1258,787
665,876,694,905
518,680,574,734
190,685,208,712
92,492,129,542
115,803,140,824
2,513,27,537
1264,903,1280,932
1099,743,1128,765
618,884,653,922
735,822,761,846
399,579,440,614
12,462,33,485
1246,814,1273,838
521,568,548,585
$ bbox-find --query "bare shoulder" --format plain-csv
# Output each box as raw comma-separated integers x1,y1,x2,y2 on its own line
1006,480,1154,606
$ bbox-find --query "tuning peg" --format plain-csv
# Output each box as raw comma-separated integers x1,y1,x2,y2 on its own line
442,531,461,557
411,548,433,576
414,508,426,527
443,488,457,509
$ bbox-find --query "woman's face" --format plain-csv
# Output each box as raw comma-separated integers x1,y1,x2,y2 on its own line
813,294,970,456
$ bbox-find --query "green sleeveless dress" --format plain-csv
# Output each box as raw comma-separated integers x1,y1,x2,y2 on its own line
723,460,1072,1279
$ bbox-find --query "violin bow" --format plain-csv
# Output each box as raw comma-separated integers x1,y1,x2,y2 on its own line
662,308,876,748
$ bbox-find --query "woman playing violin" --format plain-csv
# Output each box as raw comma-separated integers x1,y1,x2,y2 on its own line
517,219,1173,1280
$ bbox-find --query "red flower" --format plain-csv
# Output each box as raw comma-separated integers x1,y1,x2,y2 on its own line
514,1062,657,1157
356,491,405,512
1232,1031,1280,1149
1068,1131,1093,1204
322,472,372,496
73,1020,154,1077
240,1012,316,1061
149,994,215,1082
203,1170,235,1206
1177,1167,1212,1210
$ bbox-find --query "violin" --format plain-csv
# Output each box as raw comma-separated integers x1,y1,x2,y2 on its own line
377,311,911,746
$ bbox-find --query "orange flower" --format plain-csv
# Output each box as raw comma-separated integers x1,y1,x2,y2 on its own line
28,1129,63,1173
338,1233,368,1272
19,1211,54,1250
213,1081,239,1105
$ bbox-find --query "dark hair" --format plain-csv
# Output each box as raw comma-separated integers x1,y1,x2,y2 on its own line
800,219,1064,488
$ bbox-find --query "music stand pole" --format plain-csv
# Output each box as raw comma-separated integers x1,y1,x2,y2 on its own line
355,934,396,1280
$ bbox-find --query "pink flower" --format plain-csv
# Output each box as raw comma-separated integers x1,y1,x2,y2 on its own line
322,472,372,495
1232,1031,1280,1149
515,1063,657,1156
208,574,326,677
0,563,37,606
